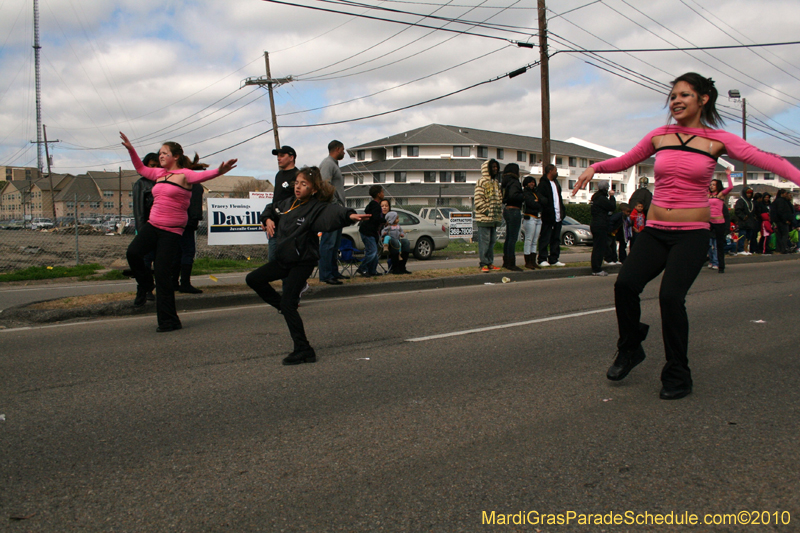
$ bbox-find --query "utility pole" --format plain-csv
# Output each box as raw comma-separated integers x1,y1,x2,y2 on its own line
42,125,58,220
242,52,293,151
537,0,552,171
742,97,748,187
33,0,44,176
118,167,123,220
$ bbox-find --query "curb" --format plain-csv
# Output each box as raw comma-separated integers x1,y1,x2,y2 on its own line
2,253,797,324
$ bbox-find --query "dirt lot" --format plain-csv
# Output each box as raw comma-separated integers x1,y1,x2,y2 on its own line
0,229,270,272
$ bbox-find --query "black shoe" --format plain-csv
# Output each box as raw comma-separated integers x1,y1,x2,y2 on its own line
606,345,646,381
323,279,342,285
178,284,203,294
335,274,350,280
122,268,134,277
134,289,148,307
156,323,182,333
660,385,692,400
282,348,317,365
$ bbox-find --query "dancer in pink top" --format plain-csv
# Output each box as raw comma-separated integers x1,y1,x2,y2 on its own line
708,168,734,272
120,132,237,332
572,72,800,400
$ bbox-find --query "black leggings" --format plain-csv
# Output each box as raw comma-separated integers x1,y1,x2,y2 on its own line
710,223,728,272
614,227,710,389
246,261,316,352
127,223,182,328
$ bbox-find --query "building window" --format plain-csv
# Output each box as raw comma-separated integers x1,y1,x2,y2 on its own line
588,182,597,191
128,202,133,208
556,156,564,166
90,202,100,208
454,171,467,183
453,146,470,157
407,146,419,157
517,151,526,162
568,180,576,190
392,146,402,157
104,202,114,208
103,191,114,198
569,157,577,167
394,171,406,183
579,158,588,168
496,148,504,160
477,146,488,158
357,150,366,161
764,173,774,180
128,191,132,197
372,172,386,183
747,172,757,181
619,184,626,193
529,153,535,164
439,171,452,183
424,171,436,183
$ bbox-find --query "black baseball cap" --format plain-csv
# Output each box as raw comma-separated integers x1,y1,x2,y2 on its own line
272,145,296,157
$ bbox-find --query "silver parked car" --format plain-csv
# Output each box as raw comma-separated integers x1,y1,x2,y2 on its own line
342,208,450,260
515,215,593,246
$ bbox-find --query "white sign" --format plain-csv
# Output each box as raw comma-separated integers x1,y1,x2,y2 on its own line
249,191,274,200
730,172,743,179
207,198,269,245
449,212,473,239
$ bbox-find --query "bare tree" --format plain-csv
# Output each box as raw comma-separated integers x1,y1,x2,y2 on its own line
230,178,273,198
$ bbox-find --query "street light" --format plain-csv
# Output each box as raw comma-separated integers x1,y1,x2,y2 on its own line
728,89,747,185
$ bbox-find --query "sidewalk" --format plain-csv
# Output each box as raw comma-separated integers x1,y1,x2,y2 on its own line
2,251,797,327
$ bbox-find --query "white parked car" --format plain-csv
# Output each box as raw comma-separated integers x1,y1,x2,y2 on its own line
30,218,54,230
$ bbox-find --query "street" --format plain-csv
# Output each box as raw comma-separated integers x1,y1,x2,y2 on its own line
1,260,799,532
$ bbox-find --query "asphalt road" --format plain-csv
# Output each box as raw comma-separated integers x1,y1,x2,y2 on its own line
0,250,592,311
1,260,798,532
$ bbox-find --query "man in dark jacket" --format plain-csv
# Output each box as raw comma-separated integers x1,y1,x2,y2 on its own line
536,164,564,267
589,182,616,275
771,190,794,253
501,163,523,271
129,152,159,301
734,187,757,254
171,183,205,293
261,145,299,263
357,185,385,277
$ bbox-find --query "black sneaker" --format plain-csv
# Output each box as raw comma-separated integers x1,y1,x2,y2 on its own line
282,348,317,365
659,385,692,400
178,284,203,294
606,345,646,381
156,323,182,333
134,289,148,307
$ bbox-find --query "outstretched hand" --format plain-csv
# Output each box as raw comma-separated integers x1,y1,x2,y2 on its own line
571,167,595,196
218,159,238,175
119,132,133,151
350,214,370,222
262,218,275,238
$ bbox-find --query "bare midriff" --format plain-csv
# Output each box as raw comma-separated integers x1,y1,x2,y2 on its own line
648,205,710,223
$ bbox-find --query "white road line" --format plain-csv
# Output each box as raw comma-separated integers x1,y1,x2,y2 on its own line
406,307,615,342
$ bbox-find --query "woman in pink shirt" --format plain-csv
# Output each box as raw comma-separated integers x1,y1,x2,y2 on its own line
121,132,237,332
708,167,734,272
572,72,800,400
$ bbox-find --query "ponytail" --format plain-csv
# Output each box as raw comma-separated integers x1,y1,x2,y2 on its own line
162,141,208,170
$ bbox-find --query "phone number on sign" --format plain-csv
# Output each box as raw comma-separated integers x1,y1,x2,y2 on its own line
449,228,473,236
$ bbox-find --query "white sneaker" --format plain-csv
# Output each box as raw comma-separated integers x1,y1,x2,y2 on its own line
592,271,608,277
552,261,566,267
299,282,310,299
538,261,550,267
711,265,718,270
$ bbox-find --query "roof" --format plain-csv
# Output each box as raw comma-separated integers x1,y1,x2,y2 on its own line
200,175,259,193
54,176,101,202
348,124,618,160
341,159,482,174
344,183,476,198
727,156,800,174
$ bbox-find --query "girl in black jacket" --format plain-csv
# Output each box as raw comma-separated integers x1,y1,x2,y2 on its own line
521,176,543,269
247,166,369,365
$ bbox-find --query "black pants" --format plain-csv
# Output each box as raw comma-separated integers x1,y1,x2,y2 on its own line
246,261,316,352
537,220,562,264
614,227,710,389
775,223,790,253
590,225,607,272
710,223,728,272
127,223,182,328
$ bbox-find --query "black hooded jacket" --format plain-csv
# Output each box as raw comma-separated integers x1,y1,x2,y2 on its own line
590,190,616,228
261,196,356,266
501,173,523,208
132,178,155,233
734,191,758,231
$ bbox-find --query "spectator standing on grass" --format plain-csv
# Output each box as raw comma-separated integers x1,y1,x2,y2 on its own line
771,189,794,254
537,164,566,268
501,163,523,271
521,176,543,270
356,185,385,277
589,181,615,276
130,152,160,302
474,159,503,272
261,146,298,263
171,183,204,293
318,140,348,285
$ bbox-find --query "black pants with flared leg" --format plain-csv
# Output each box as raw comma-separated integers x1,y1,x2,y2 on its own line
246,261,316,352
614,227,710,390
126,222,182,328
711,223,728,272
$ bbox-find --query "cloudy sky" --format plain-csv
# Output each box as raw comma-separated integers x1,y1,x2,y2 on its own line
1,0,799,181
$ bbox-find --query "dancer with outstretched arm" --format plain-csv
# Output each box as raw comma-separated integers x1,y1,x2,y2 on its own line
120,132,238,332
572,73,800,400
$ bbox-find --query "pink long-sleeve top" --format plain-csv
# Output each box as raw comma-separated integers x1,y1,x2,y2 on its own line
708,171,733,224
127,147,219,234
591,125,800,230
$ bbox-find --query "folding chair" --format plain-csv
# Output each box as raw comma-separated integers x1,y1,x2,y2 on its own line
338,239,363,277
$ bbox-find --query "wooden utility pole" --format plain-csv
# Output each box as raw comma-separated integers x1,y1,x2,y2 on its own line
537,0,551,170
242,52,293,151
42,124,58,220
742,98,748,187
118,167,123,220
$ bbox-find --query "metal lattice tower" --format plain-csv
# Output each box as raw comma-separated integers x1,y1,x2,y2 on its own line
33,0,43,175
